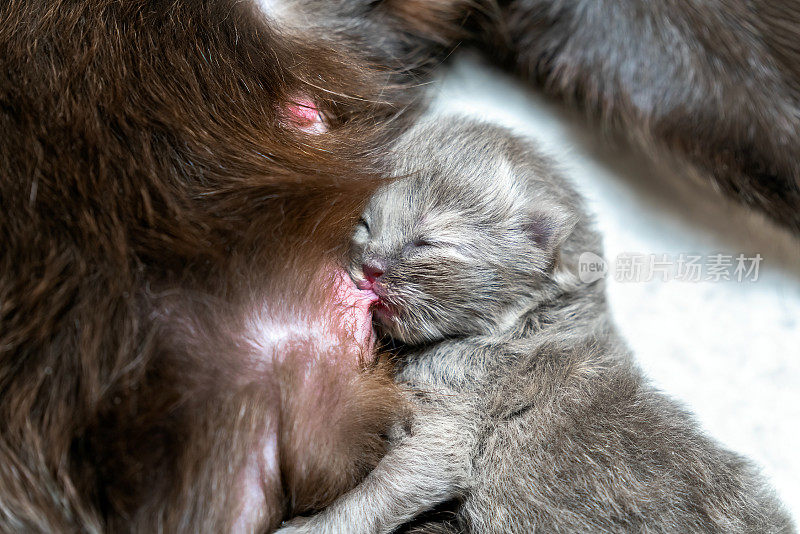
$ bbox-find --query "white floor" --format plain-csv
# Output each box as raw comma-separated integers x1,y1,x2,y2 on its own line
432,53,800,521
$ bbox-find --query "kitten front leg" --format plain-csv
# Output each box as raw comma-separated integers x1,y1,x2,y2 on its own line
276,408,473,534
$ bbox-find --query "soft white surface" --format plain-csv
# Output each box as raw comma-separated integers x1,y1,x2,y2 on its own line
432,53,800,520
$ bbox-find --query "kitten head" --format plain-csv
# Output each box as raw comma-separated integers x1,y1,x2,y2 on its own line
349,118,582,345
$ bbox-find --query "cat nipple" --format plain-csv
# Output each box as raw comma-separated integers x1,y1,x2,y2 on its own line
328,267,379,356
283,96,328,134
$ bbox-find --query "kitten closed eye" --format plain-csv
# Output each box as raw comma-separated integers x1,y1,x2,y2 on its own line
402,239,441,255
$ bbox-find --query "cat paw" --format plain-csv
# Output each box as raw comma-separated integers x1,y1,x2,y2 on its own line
274,516,317,534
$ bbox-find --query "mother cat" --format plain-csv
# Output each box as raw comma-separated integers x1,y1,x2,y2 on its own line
1,0,797,532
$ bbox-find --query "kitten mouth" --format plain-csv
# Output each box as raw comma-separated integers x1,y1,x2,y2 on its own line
356,278,394,323
355,279,372,291
372,299,394,321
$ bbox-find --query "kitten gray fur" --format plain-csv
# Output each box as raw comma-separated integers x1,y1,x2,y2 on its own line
277,117,795,533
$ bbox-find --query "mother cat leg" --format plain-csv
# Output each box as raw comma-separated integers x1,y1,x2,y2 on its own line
476,0,800,232
278,399,476,534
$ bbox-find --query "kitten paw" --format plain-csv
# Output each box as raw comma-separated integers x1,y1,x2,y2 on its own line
274,516,317,534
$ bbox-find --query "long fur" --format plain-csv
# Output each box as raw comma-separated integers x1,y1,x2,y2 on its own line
3,0,799,531
0,0,466,530
473,0,800,232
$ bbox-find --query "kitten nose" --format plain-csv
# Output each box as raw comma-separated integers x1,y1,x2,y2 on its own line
362,262,384,284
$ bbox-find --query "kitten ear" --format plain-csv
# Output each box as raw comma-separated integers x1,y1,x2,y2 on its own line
524,204,576,255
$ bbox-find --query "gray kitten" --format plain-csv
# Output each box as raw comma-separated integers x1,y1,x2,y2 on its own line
277,117,794,533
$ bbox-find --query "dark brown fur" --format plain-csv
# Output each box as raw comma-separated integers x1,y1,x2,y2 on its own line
3,0,800,532
0,0,467,530
473,0,800,232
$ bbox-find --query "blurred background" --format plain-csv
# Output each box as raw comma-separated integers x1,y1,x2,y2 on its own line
432,52,800,520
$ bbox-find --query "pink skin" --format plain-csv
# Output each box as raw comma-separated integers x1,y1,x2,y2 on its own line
355,271,393,325
328,266,379,358
235,268,378,532
284,97,328,134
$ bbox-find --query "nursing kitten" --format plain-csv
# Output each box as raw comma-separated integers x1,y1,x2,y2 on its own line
278,117,794,533
8,0,799,530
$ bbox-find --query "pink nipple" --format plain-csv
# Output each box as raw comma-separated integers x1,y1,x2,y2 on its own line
284,97,327,134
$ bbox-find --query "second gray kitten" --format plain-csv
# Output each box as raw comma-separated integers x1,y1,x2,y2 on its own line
278,118,794,533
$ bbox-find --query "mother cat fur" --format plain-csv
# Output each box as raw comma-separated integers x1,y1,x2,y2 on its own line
279,117,794,533
4,0,800,530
